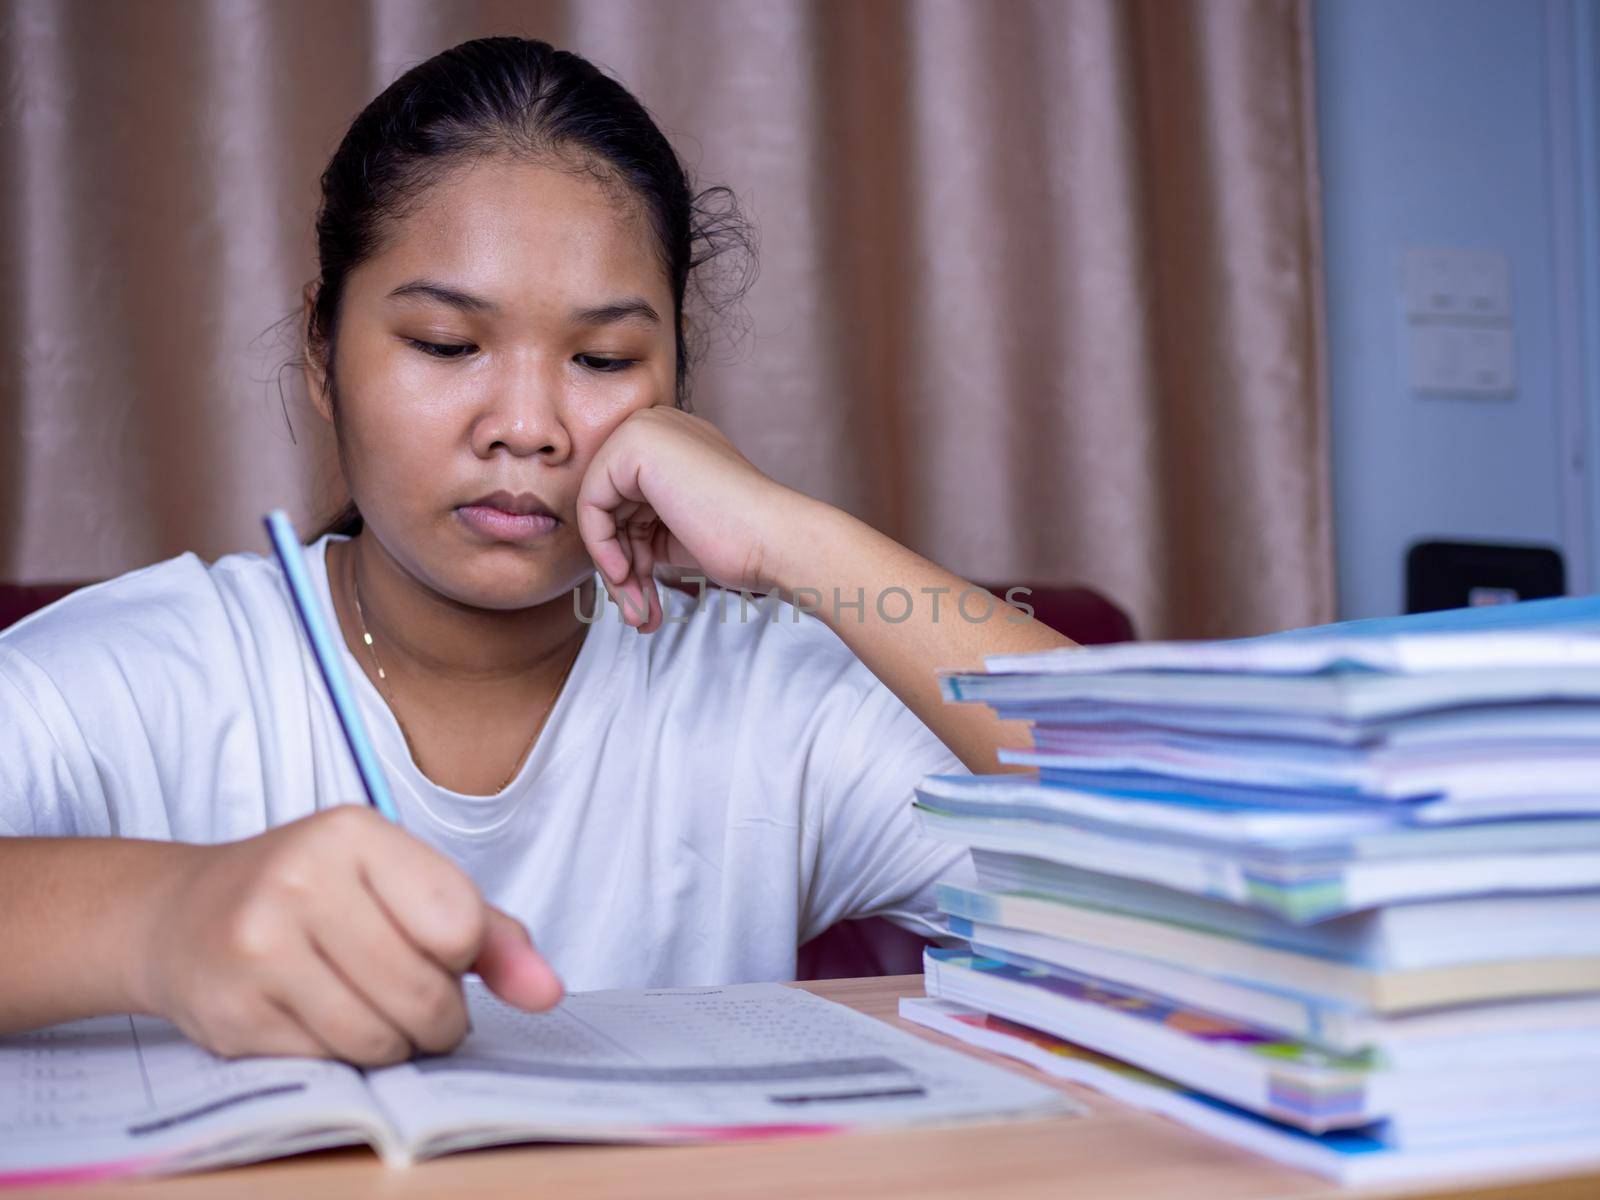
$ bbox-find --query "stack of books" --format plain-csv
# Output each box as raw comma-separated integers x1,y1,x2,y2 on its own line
902,596,1600,1186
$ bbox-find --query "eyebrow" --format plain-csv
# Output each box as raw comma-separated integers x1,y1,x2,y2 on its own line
570,298,662,327
386,280,497,314
386,279,661,327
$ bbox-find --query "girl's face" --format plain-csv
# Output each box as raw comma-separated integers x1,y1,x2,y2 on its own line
311,155,677,609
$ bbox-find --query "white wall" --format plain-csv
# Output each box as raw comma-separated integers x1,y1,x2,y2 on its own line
1314,0,1599,619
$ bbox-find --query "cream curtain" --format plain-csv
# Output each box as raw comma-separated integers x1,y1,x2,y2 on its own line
0,0,1331,639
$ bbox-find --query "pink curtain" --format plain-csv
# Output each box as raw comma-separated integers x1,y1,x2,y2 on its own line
0,0,1332,639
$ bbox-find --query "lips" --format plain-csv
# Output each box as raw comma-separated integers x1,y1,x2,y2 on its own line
456,490,562,543
464,490,558,518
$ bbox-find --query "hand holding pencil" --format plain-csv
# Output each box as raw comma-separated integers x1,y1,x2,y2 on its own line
112,508,569,1066
130,805,561,1065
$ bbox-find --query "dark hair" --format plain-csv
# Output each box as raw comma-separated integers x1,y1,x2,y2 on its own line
304,37,754,539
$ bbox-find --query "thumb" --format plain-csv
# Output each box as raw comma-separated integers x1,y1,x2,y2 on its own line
474,905,565,1012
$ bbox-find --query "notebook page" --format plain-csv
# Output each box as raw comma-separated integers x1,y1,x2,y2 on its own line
0,1013,391,1182
369,979,1075,1160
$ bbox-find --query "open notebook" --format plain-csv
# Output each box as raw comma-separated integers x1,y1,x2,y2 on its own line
0,978,1072,1183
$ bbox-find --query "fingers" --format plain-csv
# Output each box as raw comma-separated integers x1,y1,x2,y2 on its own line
309,879,469,1055
603,515,656,629
606,510,652,629
578,502,661,629
314,815,561,1018
575,440,660,628
475,906,564,1012
576,462,638,587
268,942,414,1067
345,812,490,975
623,518,663,632
173,809,559,1066
183,993,331,1061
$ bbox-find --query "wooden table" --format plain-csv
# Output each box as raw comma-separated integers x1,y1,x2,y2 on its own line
12,975,1599,1199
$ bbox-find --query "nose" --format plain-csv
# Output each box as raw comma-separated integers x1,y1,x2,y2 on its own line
468,359,572,464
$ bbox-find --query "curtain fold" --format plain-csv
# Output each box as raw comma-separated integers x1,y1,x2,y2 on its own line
0,0,1332,638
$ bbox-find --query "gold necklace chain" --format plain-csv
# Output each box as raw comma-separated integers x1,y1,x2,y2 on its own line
349,552,581,793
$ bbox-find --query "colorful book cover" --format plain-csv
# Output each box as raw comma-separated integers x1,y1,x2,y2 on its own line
899,994,1600,1186
923,948,1385,1127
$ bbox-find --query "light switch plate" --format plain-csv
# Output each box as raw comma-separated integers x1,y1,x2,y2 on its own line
1409,323,1516,395
1402,247,1512,319
1460,325,1516,392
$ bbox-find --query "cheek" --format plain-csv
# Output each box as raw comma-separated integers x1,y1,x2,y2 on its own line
344,396,448,467
357,414,456,496
566,367,669,461
335,358,460,495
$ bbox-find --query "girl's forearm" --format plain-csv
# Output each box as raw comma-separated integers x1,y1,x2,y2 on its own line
0,837,195,1034
772,498,1077,775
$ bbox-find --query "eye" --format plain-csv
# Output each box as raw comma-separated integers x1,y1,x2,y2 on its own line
576,354,637,373
405,338,477,359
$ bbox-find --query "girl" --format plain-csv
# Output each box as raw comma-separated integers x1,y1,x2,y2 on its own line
0,37,1072,1066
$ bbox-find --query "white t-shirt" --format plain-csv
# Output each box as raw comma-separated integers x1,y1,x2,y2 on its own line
0,535,973,989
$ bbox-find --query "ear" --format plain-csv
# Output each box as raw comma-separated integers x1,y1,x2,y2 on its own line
301,281,334,424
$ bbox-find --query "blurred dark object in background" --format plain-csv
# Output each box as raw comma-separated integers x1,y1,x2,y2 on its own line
1405,540,1566,614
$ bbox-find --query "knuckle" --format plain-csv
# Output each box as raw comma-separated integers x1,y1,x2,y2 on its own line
305,808,371,855
433,907,486,972
357,1026,409,1067
320,804,374,834
429,1010,469,1054
409,978,467,1050
410,972,453,1020
262,857,316,903
225,903,285,966
324,1005,408,1067
297,807,371,857
421,877,485,967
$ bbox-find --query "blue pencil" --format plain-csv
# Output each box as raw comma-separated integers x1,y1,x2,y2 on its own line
264,509,402,825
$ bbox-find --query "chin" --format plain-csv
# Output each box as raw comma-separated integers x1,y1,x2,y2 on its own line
438,553,594,613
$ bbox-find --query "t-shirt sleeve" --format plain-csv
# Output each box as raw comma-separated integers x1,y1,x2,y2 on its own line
0,554,305,844
800,670,977,943
0,644,114,837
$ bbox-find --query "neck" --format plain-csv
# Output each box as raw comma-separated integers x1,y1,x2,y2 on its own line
331,531,591,690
